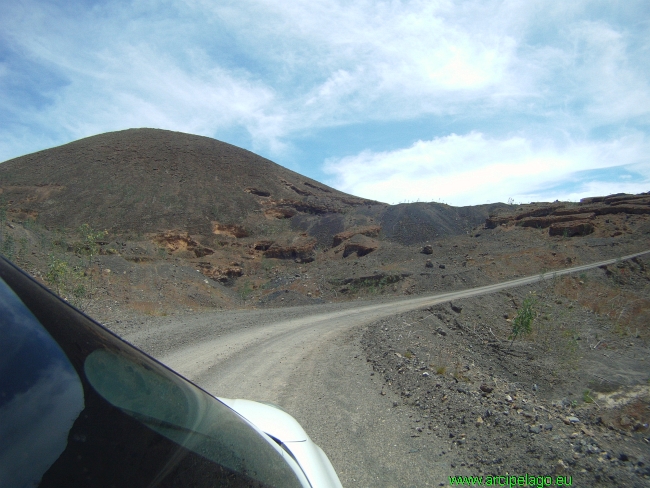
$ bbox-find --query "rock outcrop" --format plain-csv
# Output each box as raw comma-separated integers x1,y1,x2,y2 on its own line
263,236,317,262
198,262,243,283
342,234,379,258
211,222,249,238
548,220,595,237
153,232,214,258
332,225,381,247
485,193,650,237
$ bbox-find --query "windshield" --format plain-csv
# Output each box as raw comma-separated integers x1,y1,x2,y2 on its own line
84,348,304,487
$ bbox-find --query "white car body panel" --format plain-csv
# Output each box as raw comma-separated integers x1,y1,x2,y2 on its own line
219,398,343,488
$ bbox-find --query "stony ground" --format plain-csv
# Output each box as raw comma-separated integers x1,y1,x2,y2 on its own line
362,261,650,487
1,195,649,487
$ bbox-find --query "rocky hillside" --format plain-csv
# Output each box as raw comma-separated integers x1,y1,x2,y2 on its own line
0,129,647,316
0,128,502,248
0,129,507,300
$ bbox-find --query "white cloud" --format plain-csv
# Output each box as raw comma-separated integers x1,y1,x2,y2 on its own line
239,0,520,123
180,0,650,134
324,132,650,205
0,0,290,158
0,0,649,205
565,21,650,122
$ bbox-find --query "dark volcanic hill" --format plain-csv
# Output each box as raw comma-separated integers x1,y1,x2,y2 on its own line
0,129,503,247
0,128,377,236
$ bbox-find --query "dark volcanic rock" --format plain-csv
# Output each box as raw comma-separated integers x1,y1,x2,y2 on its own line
380,202,507,245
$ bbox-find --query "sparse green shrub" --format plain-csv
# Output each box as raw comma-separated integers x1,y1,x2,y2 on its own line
559,328,579,362
261,256,274,273
45,249,97,311
508,294,537,351
453,362,470,382
239,280,254,301
75,224,107,261
51,230,69,253
53,224,109,316
346,275,399,295
46,255,73,297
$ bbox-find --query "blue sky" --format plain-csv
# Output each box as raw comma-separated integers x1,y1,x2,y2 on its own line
1,0,648,206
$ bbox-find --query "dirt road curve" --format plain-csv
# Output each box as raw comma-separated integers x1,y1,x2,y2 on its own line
123,250,650,487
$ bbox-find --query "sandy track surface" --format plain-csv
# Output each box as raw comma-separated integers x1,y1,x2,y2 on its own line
122,250,649,487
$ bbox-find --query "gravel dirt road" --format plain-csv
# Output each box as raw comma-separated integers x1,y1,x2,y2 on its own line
120,250,650,487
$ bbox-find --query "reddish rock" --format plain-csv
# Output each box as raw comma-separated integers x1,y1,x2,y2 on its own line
593,205,650,216
153,232,214,258
264,236,317,261
263,198,340,219
333,225,381,247
608,196,650,206
198,263,243,283
211,222,249,238
244,187,271,197
343,234,379,257
485,192,650,233
264,207,297,219
279,178,312,196
485,216,512,229
513,205,562,220
517,213,594,228
549,220,595,237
